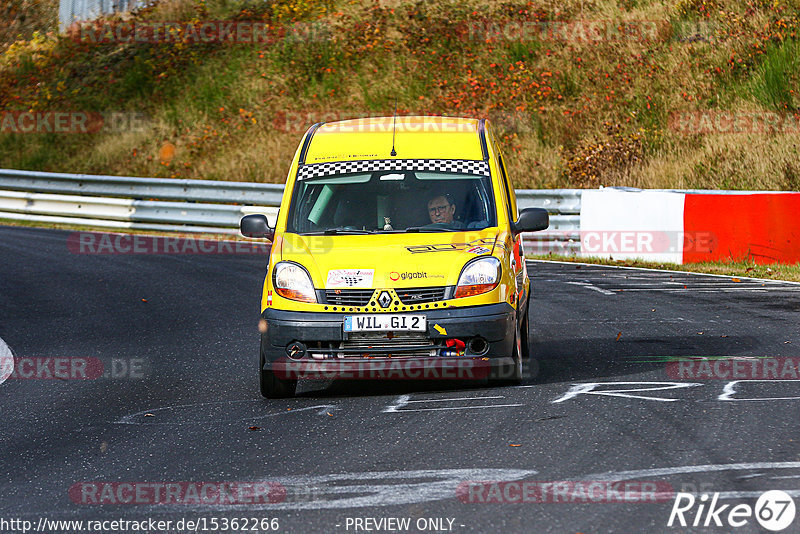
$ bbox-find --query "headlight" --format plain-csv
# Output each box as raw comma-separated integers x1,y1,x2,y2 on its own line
273,262,317,303
454,257,501,298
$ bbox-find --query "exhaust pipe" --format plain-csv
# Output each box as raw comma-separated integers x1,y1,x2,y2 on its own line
468,337,489,356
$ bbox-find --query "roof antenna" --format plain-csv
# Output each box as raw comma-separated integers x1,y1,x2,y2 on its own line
390,98,397,157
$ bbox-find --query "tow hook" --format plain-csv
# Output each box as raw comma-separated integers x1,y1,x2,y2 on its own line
285,341,307,360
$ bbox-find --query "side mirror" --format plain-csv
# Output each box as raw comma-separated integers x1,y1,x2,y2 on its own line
513,208,549,234
240,214,274,240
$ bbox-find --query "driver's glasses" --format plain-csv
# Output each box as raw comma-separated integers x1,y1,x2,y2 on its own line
428,203,451,214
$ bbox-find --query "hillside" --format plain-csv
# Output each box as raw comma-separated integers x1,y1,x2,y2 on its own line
0,0,798,190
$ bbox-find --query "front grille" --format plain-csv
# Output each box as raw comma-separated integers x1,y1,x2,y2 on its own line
395,286,446,305
338,332,438,358
324,289,374,306
344,332,430,348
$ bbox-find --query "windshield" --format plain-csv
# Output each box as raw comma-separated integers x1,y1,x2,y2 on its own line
286,161,497,234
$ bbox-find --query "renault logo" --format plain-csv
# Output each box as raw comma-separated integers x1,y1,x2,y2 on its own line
377,291,392,309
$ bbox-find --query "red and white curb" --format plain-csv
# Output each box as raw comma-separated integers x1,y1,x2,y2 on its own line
580,189,800,264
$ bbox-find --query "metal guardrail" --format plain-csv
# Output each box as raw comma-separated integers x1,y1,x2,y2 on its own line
59,0,145,32
517,189,581,254
0,169,285,205
0,168,581,252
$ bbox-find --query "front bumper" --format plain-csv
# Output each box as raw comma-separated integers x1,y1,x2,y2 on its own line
260,303,517,380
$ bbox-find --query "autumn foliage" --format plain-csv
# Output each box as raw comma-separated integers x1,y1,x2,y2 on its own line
0,0,798,189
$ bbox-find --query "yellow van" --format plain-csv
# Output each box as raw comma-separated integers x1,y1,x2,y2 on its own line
241,116,549,397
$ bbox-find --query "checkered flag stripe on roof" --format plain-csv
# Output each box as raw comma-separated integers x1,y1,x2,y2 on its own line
298,159,489,179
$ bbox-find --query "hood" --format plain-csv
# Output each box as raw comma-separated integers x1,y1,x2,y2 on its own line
279,229,500,289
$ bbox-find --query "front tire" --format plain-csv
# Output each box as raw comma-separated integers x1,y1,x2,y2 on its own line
509,322,523,384
520,308,539,380
259,346,297,398
488,320,522,385
520,308,530,361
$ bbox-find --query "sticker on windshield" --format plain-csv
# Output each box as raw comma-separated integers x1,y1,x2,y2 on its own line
327,269,375,288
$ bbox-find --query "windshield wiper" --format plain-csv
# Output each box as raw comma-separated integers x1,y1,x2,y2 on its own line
303,228,374,235
403,227,453,233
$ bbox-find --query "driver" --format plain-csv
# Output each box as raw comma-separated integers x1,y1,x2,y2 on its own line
427,194,464,228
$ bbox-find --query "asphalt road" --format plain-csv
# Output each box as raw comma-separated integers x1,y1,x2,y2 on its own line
2,225,800,534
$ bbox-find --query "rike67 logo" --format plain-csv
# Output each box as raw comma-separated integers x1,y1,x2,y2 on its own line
668,490,796,531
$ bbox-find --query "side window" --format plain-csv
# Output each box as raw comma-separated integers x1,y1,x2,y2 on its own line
497,152,518,221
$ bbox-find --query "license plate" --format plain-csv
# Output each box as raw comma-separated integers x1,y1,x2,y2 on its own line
344,315,426,332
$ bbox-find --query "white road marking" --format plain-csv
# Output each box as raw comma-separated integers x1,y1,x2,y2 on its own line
530,259,800,286
406,396,505,403
719,380,800,401
552,382,703,403
105,468,537,511
541,264,799,293
540,317,727,325
384,394,522,413
564,281,616,295
585,462,800,500
606,287,800,292
115,401,337,425
0,336,13,385
382,394,411,413
736,473,764,479
393,404,524,413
